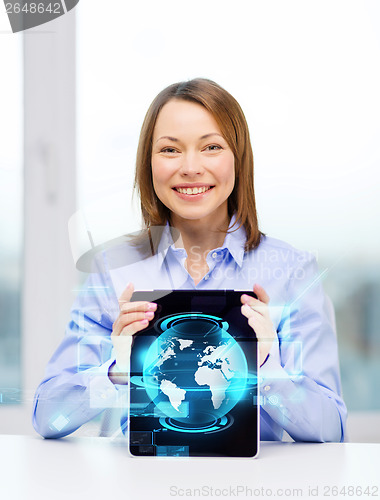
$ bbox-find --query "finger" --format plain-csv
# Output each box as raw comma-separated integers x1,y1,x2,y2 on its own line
247,314,266,336
240,295,265,308
120,318,150,337
253,283,270,304
241,302,266,318
113,310,155,336
120,301,157,314
240,292,257,305
118,282,134,309
245,309,265,324
241,303,255,318
241,297,266,308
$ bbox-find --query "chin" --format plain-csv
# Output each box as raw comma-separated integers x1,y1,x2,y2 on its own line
172,208,226,224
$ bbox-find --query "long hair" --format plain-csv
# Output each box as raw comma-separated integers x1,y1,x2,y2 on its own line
133,78,264,252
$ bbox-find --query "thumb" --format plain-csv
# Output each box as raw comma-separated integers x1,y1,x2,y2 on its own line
253,283,270,304
118,282,134,309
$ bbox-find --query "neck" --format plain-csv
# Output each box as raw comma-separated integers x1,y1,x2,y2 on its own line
169,212,231,260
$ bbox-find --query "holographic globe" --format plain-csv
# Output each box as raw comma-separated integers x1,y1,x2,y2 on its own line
143,314,248,426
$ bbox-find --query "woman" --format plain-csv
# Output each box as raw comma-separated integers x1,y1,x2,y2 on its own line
33,78,347,442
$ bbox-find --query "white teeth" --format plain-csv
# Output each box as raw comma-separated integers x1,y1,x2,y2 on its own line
176,186,211,195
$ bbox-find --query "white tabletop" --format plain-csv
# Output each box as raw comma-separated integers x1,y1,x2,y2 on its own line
1,435,379,500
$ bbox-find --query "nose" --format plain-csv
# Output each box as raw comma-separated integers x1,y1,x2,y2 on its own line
179,152,204,176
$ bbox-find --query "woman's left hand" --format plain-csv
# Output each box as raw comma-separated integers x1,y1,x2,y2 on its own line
241,284,277,367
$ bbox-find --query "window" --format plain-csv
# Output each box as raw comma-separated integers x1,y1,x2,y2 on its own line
0,35,23,404
0,10,76,434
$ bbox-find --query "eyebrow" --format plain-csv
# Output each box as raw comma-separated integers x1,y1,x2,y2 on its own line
155,133,224,144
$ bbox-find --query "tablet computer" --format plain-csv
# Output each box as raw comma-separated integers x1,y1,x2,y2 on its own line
128,289,259,458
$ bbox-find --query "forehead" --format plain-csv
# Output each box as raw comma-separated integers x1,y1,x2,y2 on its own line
153,99,221,137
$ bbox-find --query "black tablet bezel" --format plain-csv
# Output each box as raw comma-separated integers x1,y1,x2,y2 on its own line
128,289,259,458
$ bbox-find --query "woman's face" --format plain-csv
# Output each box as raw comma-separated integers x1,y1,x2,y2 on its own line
151,99,235,227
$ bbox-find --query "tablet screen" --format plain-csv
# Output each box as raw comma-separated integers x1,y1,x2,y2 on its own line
129,290,259,458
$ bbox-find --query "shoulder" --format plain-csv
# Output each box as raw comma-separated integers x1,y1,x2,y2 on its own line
75,231,152,275
84,230,153,273
76,233,153,293
248,235,316,268
100,232,163,297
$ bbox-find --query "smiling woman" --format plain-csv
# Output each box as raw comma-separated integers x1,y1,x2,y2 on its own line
151,100,235,247
134,78,262,253
135,80,263,289
33,78,347,444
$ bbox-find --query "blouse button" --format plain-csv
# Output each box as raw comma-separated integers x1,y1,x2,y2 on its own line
204,275,209,281
212,252,217,259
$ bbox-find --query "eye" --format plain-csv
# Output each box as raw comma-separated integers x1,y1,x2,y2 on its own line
204,144,222,151
161,147,179,154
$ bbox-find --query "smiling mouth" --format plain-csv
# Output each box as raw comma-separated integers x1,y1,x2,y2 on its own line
173,186,214,195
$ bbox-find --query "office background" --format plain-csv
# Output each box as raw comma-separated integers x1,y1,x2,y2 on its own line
0,0,379,440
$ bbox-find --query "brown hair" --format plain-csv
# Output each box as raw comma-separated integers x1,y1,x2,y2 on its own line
133,78,264,252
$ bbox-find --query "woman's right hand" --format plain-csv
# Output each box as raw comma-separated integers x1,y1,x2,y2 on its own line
108,282,157,384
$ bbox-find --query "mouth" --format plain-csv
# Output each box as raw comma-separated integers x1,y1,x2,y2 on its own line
172,185,214,195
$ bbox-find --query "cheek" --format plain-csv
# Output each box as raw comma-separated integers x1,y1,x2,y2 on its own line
151,158,168,187
219,155,235,188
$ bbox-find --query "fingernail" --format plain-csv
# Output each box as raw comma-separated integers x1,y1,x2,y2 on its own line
147,303,157,311
145,311,154,319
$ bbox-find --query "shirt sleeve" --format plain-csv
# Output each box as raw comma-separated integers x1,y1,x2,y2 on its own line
259,253,347,442
32,264,123,439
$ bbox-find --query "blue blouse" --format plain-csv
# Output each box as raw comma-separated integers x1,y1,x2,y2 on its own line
32,214,347,441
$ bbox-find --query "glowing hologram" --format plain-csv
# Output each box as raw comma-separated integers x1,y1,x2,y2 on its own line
129,431,153,445
158,415,232,434
268,394,280,406
50,414,69,432
68,200,181,272
156,445,190,456
76,333,112,373
0,388,23,404
142,313,248,427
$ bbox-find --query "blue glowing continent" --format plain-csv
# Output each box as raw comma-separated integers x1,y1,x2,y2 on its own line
194,344,236,410
160,379,186,411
